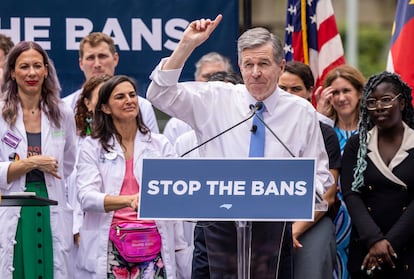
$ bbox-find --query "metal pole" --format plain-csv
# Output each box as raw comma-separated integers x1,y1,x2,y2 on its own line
346,0,358,67
236,221,252,279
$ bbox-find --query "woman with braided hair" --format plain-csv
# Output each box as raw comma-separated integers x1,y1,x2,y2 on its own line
341,71,414,278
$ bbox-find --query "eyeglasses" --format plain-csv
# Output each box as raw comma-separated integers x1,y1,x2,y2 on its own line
366,93,401,110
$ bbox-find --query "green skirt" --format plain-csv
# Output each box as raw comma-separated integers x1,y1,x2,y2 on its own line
13,181,54,279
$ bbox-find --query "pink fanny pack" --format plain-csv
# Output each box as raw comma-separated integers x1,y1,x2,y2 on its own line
109,222,162,263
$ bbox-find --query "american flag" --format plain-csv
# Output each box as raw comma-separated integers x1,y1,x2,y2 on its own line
387,0,414,103
284,0,346,106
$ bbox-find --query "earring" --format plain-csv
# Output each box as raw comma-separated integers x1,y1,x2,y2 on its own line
85,114,92,135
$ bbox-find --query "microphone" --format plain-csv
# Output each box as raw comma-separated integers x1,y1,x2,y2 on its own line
250,125,257,133
249,103,262,134
254,102,263,111
248,102,263,112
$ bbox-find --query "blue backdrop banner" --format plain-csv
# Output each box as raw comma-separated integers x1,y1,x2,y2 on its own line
0,1,239,97
140,158,316,221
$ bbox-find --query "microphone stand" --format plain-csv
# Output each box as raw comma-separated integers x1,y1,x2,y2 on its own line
236,220,252,279
180,104,260,279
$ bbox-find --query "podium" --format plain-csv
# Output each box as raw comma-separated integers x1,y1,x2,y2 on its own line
0,193,58,206
140,158,326,279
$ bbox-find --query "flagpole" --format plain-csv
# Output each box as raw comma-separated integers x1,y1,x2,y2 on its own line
346,0,358,67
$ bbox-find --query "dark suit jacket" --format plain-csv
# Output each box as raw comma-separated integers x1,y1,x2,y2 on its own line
341,124,414,278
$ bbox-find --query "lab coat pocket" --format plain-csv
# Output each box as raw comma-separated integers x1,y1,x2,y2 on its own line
49,206,74,276
50,206,73,252
77,227,101,272
53,139,65,167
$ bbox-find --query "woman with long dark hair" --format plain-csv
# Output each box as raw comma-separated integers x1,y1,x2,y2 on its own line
76,75,190,278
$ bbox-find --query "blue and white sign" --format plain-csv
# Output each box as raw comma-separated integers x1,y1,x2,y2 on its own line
0,1,238,97
139,158,316,221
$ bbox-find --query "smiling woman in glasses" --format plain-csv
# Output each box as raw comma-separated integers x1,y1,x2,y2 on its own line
340,71,414,278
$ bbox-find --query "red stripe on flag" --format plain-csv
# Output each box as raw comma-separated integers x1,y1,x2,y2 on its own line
292,31,304,61
390,18,414,93
318,15,340,47
285,0,346,107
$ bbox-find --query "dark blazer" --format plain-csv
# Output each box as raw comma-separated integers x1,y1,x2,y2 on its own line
341,124,414,278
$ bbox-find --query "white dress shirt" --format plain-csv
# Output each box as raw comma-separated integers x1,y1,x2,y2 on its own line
163,117,192,145
147,59,333,195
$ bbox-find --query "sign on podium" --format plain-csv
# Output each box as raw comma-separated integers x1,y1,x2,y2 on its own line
139,157,318,221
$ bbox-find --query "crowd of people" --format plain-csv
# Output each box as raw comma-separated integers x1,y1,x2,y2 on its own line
0,13,413,279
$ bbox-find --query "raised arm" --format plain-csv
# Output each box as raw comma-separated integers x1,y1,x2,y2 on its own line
162,14,223,70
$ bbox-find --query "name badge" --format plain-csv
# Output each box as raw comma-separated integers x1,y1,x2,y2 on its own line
104,150,118,160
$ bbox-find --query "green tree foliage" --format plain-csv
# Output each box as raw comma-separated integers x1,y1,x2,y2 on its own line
340,25,391,79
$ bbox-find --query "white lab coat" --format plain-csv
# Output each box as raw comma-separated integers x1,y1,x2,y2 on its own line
0,101,77,279
64,89,161,237
76,132,192,278
66,136,86,235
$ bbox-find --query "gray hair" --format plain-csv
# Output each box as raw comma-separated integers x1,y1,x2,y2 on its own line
194,52,233,80
237,27,284,65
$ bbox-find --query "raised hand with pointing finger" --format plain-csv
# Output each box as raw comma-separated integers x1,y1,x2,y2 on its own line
163,14,223,70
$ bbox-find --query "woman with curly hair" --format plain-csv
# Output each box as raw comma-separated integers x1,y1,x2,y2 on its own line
66,75,111,246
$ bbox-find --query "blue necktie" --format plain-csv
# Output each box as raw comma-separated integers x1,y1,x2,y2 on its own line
249,102,265,157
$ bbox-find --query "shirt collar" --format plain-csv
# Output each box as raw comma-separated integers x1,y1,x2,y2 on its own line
244,86,280,116
367,122,414,187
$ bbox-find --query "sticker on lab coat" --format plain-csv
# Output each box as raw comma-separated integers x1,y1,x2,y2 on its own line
104,150,118,160
8,152,20,161
2,131,22,149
